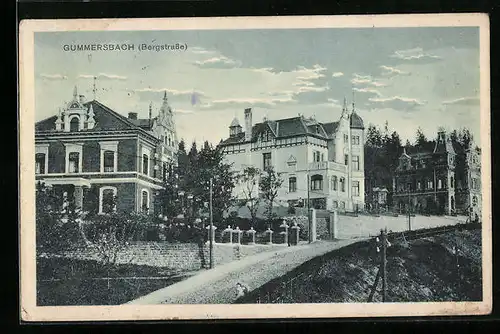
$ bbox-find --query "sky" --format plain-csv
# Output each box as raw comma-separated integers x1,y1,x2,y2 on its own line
34,27,481,146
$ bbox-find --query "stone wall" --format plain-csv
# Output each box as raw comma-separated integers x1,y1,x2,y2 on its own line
60,241,288,271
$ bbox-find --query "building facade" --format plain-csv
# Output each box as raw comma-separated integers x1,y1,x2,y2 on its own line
219,100,365,212
35,87,178,215
392,130,481,218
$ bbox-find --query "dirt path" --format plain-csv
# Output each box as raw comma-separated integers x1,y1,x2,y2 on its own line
127,239,360,305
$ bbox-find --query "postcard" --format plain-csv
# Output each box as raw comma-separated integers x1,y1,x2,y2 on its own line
19,14,491,321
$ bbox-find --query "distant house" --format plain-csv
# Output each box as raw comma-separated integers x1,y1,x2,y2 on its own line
35,87,178,215
218,99,366,212
392,130,481,218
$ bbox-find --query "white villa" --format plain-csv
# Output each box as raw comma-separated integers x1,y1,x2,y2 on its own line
218,100,366,212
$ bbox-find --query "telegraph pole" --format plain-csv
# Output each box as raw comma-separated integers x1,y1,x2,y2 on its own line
307,172,311,243
381,228,388,302
209,177,214,269
408,188,412,231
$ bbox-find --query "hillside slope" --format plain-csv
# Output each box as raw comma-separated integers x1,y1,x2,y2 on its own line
237,229,482,303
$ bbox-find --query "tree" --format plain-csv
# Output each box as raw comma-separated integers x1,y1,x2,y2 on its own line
194,142,236,225
237,166,261,228
259,166,284,226
366,123,383,147
36,182,86,254
415,127,428,146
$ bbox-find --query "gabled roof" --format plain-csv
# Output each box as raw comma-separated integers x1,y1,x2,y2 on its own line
129,118,156,130
35,100,157,138
220,115,342,146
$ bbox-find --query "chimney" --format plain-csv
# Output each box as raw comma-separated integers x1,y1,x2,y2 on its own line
128,112,138,120
244,108,252,142
79,95,86,103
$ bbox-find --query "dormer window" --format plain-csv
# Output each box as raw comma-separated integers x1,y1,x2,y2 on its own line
69,116,80,132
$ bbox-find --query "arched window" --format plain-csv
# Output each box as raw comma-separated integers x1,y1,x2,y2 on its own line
35,153,46,174
103,150,115,172
331,176,338,191
99,186,117,214
288,177,297,192
68,152,80,173
340,177,346,192
310,174,323,191
142,154,149,175
437,179,442,189
141,189,150,213
69,116,80,132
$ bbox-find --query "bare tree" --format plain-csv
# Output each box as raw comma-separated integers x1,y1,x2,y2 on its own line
237,166,261,228
259,166,284,227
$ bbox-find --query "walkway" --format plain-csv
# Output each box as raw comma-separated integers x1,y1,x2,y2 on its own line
126,239,360,304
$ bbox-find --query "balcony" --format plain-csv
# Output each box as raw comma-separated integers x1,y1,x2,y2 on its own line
308,161,348,173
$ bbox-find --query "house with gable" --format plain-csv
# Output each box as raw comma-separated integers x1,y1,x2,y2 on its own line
35,86,178,215
392,129,481,218
218,99,366,212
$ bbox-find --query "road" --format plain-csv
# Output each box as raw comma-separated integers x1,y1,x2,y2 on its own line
127,239,360,304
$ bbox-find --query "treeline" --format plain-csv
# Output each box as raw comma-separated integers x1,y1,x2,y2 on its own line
161,139,235,225
365,122,475,202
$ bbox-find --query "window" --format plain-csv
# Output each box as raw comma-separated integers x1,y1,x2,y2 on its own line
438,179,442,189
427,180,433,189
332,200,338,209
340,177,346,192
331,176,338,191
311,175,323,191
162,162,167,181
352,181,360,196
261,131,272,142
352,155,360,170
68,152,80,173
69,116,80,132
472,196,478,206
340,201,345,209
35,153,46,174
263,152,272,170
344,154,348,165
289,177,297,192
417,182,421,190
99,141,119,173
313,151,321,162
141,189,150,213
99,186,117,214
450,176,455,188
344,134,348,143
142,154,149,175
351,136,360,145
103,151,115,172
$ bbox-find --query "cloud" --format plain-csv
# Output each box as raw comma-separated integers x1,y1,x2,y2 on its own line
380,65,410,76
368,96,426,111
39,73,68,80
390,47,442,63
201,95,297,110
442,96,480,106
132,87,207,97
193,55,241,69
190,47,216,55
78,73,127,80
351,73,386,87
332,72,344,78
353,87,382,97
173,109,196,114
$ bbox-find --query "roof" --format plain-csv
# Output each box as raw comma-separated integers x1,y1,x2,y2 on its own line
230,117,241,127
35,100,157,139
220,115,343,146
129,118,156,130
350,112,364,129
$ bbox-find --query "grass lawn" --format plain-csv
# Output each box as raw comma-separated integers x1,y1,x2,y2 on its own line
37,256,195,305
